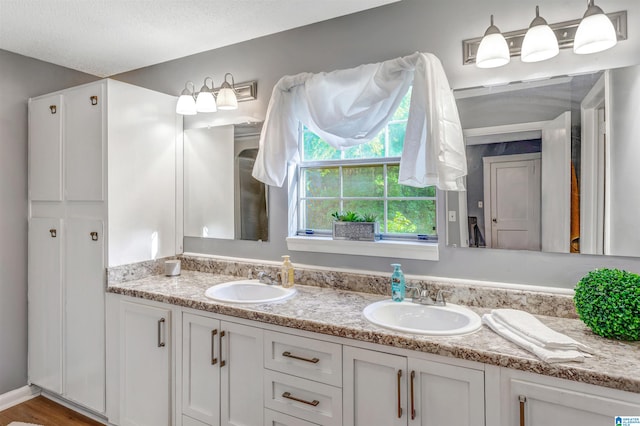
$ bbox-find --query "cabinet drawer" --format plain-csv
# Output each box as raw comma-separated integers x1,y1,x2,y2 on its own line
264,331,342,386
264,370,342,426
265,409,320,426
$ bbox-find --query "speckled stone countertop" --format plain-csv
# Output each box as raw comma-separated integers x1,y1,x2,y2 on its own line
106,270,640,394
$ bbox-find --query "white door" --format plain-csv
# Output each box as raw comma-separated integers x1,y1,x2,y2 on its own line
408,358,484,426
484,153,541,250
182,313,221,426
120,300,171,426
29,94,63,201
343,346,407,426
220,321,264,426
541,111,571,253
65,82,104,201
28,217,63,394
65,218,105,413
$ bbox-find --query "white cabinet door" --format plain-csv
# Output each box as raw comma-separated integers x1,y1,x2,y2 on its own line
64,82,104,201
220,321,263,426
29,94,63,201
343,346,407,426
64,218,105,413
28,217,63,393
183,313,221,426
408,358,484,426
119,300,171,426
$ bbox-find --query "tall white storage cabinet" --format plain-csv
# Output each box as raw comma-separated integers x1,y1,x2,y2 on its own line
28,79,181,415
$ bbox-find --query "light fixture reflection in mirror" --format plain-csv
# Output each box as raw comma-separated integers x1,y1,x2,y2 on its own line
447,64,640,258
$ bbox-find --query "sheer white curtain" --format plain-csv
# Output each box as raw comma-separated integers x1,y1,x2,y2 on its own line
252,52,467,191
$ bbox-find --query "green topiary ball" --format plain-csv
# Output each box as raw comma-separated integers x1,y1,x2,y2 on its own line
574,268,640,341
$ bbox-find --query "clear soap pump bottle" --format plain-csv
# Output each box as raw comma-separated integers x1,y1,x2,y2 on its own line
281,255,294,288
391,263,405,302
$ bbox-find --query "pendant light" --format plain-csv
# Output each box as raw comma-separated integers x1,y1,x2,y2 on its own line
176,81,197,115
195,77,217,113
574,0,617,54
521,6,559,63
216,73,239,110
476,15,510,69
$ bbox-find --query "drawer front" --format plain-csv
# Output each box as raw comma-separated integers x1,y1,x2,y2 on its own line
265,409,320,426
264,370,342,426
264,330,342,387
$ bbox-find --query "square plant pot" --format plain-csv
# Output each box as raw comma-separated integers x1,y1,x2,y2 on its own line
332,221,380,241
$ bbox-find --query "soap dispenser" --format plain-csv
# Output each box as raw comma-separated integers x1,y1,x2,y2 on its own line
281,255,295,288
391,263,405,302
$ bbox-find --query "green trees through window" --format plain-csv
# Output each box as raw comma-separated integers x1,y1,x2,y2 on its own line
298,88,437,236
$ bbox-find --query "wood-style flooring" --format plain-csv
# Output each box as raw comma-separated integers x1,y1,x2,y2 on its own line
0,396,103,426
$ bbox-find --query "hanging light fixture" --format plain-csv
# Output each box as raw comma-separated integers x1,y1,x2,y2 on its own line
521,6,559,63
176,81,197,115
476,15,510,69
574,0,618,54
216,73,239,110
195,77,217,113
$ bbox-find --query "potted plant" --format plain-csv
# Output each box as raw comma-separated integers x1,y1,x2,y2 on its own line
331,211,380,241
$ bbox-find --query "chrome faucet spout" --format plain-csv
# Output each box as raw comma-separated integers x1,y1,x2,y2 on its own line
257,271,280,285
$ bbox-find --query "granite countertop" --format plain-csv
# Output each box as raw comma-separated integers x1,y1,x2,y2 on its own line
107,270,640,394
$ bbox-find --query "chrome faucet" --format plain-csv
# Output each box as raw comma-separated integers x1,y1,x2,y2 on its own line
257,271,280,285
406,284,452,306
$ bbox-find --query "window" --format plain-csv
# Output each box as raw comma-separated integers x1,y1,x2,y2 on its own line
296,89,438,240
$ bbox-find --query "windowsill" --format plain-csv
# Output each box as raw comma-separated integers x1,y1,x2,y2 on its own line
286,236,439,261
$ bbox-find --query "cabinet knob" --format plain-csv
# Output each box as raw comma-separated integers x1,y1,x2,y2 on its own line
49,228,57,238
90,95,98,106
49,105,57,114
90,231,99,241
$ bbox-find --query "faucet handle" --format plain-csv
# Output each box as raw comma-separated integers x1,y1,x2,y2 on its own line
435,290,453,306
248,269,254,279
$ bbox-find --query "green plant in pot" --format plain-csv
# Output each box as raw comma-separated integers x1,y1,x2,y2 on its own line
574,268,640,341
331,211,379,241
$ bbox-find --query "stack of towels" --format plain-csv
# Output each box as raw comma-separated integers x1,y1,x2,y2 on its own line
483,309,594,363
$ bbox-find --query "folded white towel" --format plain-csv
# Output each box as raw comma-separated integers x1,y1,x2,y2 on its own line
491,309,594,354
483,314,586,363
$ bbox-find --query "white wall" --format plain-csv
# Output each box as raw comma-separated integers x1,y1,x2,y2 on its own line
0,49,96,394
114,0,640,287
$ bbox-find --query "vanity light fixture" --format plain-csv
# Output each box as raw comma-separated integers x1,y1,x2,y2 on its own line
462,7,627,66
176,74,258,115
521,6,559,63
574,0,618,54
476,15,511,69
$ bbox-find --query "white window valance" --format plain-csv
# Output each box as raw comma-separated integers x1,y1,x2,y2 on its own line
252,52,467,191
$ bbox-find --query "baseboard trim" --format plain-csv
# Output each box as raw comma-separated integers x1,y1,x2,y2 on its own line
0,385,40,412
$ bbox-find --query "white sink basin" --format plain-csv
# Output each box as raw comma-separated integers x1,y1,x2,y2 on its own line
204,280,296,304
363,300,482,336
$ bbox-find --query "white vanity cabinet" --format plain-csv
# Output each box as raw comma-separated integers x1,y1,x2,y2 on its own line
28,79,180,415
343,346,485,426
498,368,640,426
180,312,264,426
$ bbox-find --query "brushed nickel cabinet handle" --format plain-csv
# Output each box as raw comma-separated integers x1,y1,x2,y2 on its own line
282,392,319,407
157,318,166,348
410,370,416,420
397,369,403,418
49,105,57,114
90,95,98,105
282,351,319,364
220,330,226,367
49,228,57,238
519,395,527,426
211,329,218,365
90,231,98,241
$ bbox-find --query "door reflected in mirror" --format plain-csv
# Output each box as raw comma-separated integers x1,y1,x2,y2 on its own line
447,64,640,257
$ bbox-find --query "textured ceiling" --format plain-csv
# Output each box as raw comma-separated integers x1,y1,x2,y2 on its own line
0,0,399,77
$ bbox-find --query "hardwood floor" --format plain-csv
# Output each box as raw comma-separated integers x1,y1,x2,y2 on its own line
0,396,103,426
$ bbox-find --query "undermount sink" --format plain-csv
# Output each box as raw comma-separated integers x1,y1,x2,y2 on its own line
204,280,296,304
363,299,482,336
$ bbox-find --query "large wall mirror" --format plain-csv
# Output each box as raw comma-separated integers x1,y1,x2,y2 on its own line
447,63,640,257
184,122,268,241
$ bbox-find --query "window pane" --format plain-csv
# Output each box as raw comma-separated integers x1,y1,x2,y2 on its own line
302,129,340,161
388,122,405,157
387,165,436,197
391,87,412,121
343,165,384,197
303,167,339,197
343,200,384,223
387,200,437,234
302,199,340,230
342,133,386,160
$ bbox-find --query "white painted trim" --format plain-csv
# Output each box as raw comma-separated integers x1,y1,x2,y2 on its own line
286,236,439,261
0,385,40,411
180,253,573,294
463,121,548,145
